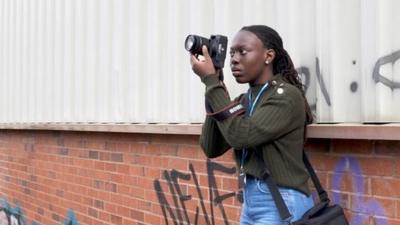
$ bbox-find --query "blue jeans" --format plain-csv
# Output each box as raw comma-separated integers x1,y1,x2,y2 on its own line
240,177,314,225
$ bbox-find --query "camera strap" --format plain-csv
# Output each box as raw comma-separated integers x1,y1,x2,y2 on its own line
206,100,245,122
205,81,246,122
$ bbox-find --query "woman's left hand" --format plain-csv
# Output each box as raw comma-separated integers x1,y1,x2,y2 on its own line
190,46,217,78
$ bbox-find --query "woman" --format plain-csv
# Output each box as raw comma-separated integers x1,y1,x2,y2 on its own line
190,25,314,224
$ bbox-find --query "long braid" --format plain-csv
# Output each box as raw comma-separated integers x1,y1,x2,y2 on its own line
274,48,313,125
241,25,314,139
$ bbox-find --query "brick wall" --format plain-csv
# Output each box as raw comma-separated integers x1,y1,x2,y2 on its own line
0,130,399,225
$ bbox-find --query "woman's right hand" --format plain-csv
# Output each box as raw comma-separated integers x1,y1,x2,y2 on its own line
190,46,217,78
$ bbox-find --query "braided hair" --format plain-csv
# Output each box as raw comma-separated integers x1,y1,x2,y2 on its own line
241,25,313,137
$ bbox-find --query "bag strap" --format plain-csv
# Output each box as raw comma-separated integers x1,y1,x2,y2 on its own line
240,89,291,221
241,90,329,220
302,151,330,203
254,148,331,221
254,153,293,221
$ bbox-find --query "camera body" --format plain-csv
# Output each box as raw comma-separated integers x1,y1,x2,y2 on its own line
185,34,228,69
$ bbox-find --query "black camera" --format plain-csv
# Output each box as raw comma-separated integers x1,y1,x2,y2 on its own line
185,34,228,69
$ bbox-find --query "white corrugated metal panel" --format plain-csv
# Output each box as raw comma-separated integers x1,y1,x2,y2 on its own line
0,0,399,124
361,0,400,122
315,0,362,122
275,0,318,118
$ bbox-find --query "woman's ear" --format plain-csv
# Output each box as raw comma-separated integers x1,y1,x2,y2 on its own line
264,49,276,65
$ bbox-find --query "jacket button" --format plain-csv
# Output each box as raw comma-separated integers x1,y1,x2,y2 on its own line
271,80,277,86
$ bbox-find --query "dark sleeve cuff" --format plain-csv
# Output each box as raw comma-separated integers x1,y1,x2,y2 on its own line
201,75,231,113
201,74,220,87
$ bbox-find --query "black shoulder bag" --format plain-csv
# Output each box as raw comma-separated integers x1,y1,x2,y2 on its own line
256,151,349,225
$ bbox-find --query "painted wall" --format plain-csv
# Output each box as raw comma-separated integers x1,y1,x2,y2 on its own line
0,0,399,123
0,130,399,225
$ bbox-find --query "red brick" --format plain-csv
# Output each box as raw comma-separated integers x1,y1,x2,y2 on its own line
395,159,400,178
350,195,396,217
121,175,136,186
327,172,370,195
116,164,130,174
129,209,144,221
115,184,128,195
130,143,147,154
332,139,373,154
129,165,144,176
357,157,395,176
145,144,177,156
94,199,104,209
110,214,123,225
372,177,400,198
212,151,236,163
131,154,152,166
375,218,400,225
307,153,340,172
130,186,145,199
98,211,111,222
375,140,400,156
150,134,199,145
110,174,123,183
314,171,329,189
188,160,208,174
88,207,99,218
168,158,188,171
144,214,162,224
117,205,131,218
397,200,400,218
143,167,161,178
135,177,154,190
187,185,209,201
222,177,239,191
147,157,169,169
104,203,117,214
91,219,105,225
222,205,241,222
304,138,331,152
113,142,130,153
104,162,117,172
122,218,137,225
177,145,201,159
136,199,152,211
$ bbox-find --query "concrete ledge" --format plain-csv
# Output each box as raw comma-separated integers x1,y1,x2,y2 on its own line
1,123,400,140
0,123,203,135
307,123,400,140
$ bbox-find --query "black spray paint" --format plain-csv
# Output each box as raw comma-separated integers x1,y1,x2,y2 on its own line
154,159,241,225
296,57,332,110
315,57,332,106
373,50,400,89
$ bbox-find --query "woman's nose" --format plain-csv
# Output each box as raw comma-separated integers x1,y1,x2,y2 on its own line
230,60,238,68
231,54,239,65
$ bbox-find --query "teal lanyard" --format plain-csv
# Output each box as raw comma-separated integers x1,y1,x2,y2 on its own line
240,82,269,172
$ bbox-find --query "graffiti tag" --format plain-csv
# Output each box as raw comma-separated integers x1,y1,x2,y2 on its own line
154,159,241,225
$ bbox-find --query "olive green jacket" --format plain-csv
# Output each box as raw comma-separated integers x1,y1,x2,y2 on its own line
199,74,310,195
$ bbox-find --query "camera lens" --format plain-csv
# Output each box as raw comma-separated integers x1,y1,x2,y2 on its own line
184,35,209,55
185,35,196,52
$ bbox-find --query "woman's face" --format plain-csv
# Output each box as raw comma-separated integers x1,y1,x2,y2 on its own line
229,30,268,84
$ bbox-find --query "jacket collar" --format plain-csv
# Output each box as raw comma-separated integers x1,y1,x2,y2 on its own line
249,73,283,95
